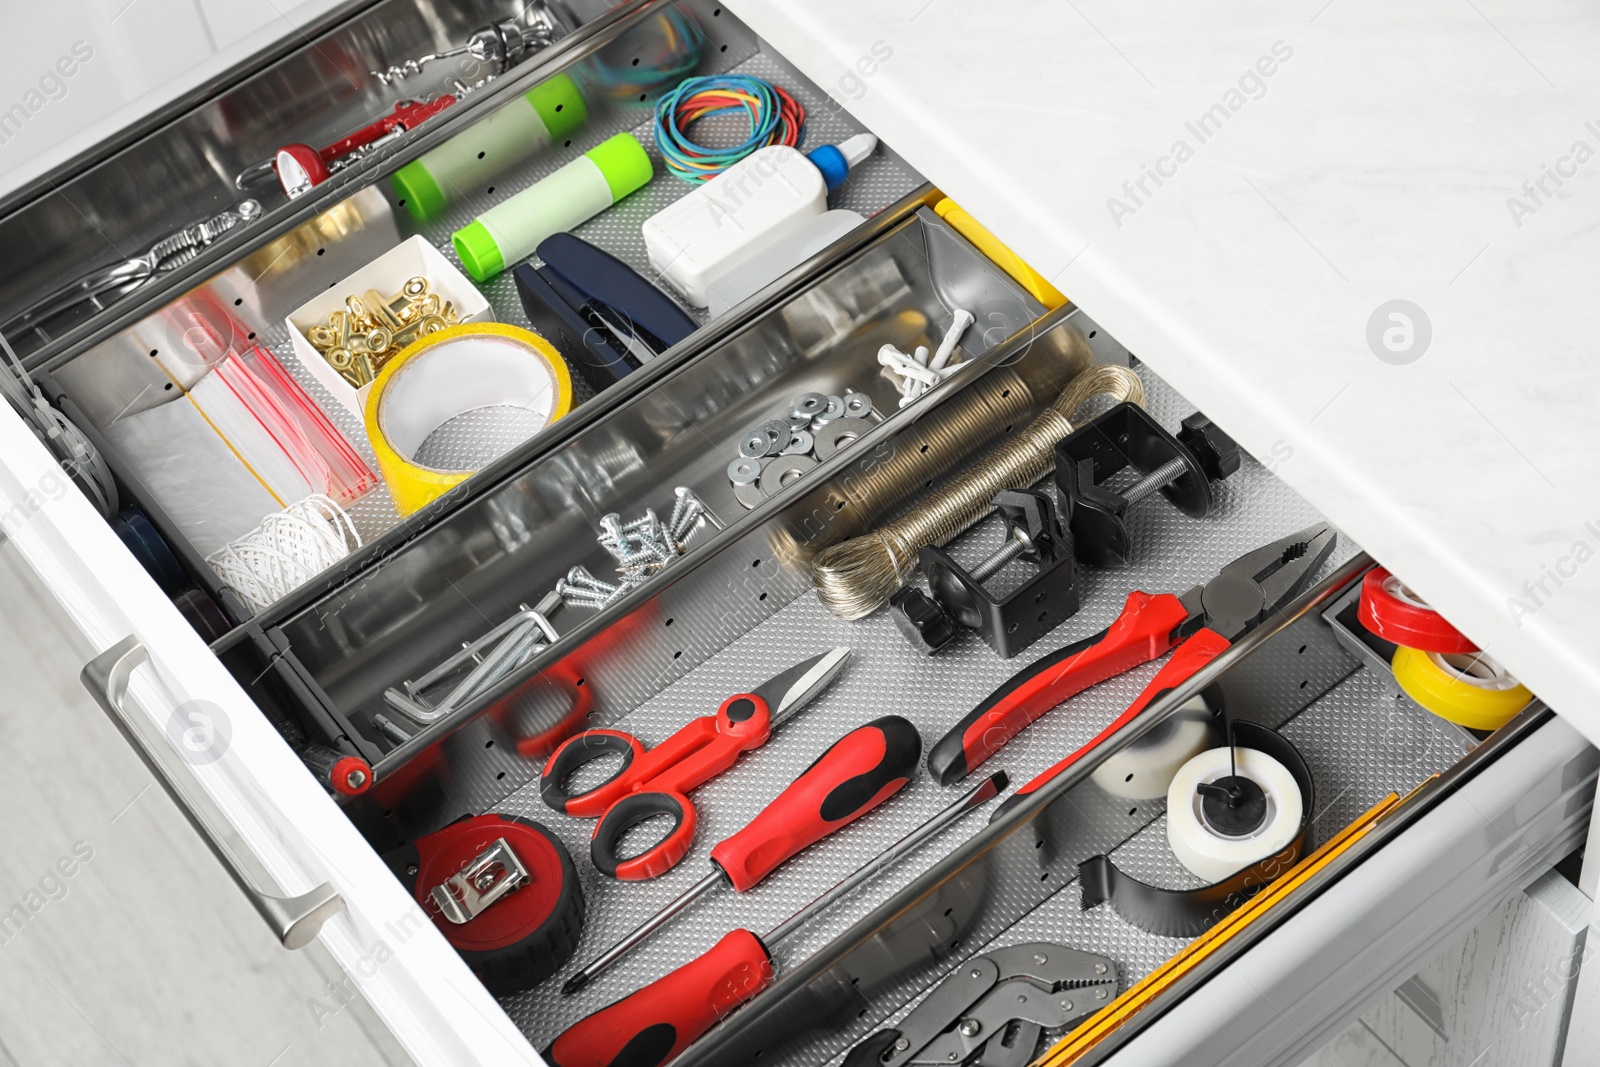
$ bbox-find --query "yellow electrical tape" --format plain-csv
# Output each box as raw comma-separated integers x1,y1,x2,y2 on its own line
934,198,1067,309
1392,646,1532,731
365,322,572,516
1034,792,1405,1067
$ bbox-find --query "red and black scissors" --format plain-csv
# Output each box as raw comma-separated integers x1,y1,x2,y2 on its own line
540,648,851,880
928,523,1336,794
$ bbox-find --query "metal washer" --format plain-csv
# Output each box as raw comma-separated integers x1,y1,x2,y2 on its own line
813,417,874,461
758,453,818,497
733,473,768,510
757,420,794,455
783,429,814,455
728,456,763,486
790,392,828,420
811,395,847,428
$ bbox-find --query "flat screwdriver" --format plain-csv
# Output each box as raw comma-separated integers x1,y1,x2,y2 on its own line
562,715,921,995
545,770,1009,1067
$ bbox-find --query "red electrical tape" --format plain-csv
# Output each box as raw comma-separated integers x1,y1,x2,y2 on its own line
1357,568,1477,654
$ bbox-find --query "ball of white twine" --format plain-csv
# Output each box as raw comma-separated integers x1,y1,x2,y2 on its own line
207,494,361,614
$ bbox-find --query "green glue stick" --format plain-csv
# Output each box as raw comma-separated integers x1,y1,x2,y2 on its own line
392,74,587,224
452,132,653,283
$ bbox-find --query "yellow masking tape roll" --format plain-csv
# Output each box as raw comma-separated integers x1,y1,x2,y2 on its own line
934,198,1067,309
1392,646,1532,731
365,323,572,516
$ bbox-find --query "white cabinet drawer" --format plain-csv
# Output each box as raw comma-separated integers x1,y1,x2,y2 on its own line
0,1,1590,1065
0,409,542,1063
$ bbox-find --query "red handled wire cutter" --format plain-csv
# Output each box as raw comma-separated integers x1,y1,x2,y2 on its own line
539,648,851,880
928,523,1336,794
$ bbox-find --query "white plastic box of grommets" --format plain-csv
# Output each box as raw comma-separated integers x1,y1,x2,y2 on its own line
285,234,493,420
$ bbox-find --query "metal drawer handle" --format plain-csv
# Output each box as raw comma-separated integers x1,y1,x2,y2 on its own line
81,635,344,949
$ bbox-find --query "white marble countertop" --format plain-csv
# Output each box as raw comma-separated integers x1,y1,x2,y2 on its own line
729,0,1600,741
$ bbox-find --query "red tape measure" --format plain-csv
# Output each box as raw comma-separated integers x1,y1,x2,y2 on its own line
1357,567,1478,654
389,813,584,995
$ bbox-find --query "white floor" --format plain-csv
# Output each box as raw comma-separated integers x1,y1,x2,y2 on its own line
0,541,408,1066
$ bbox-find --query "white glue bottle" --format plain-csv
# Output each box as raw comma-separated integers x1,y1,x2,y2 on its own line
642,133,877,308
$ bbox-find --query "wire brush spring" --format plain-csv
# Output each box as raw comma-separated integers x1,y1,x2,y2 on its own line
812,364,1146,618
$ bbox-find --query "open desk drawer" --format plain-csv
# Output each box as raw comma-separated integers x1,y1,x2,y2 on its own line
0,1,1593,1065
5,331,1592,1067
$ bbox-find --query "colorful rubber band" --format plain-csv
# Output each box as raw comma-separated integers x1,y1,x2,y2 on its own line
653,73,806,183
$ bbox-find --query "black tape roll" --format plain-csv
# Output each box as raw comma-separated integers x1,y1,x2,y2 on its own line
1078,721,1314,939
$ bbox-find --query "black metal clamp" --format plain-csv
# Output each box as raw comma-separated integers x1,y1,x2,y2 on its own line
1054,403,1239,568
891,489,1079,659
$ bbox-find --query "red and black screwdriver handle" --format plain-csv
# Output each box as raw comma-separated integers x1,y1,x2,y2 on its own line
545,929,773,1067
710,715,920,892
544,717,921,1066
927,590,1195,785
992,626,1233,820
540,691,778,881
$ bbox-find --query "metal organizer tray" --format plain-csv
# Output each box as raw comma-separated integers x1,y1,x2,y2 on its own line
217,194,1051,777
29,0,924,630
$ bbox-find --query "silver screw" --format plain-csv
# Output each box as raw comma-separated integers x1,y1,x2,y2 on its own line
1121,455,1188,506
600,514,637,559
969,526,1034,583
970,968,982,979
957,1019,980,1038
1094,962,1108,974
1033,953,1048,966
1094,987,1107,999
564,566,617,594
893,1037,910,1052
667,486,694,534
673,507,703,545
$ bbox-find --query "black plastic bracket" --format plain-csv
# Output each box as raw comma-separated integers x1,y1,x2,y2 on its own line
918,489,1080,659
1054,403,1238,569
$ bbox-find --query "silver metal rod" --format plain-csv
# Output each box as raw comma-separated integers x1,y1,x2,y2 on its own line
435,618,540,715
409,606,533,693
562,869,726,994
970,530,1030,583
1123,455,1188,506
371,714,412,745
763,771,1007,946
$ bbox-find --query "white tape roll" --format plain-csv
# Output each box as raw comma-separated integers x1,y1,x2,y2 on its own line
1091,694,1212,800
1166,745,1302,883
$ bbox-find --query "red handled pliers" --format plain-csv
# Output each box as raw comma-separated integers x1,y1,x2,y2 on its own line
539,648,851,880
928,523,1337,792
